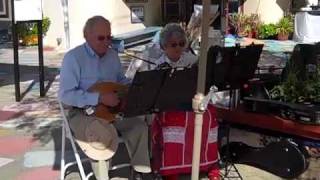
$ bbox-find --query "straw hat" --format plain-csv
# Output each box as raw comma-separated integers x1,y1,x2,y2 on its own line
74,119,119,160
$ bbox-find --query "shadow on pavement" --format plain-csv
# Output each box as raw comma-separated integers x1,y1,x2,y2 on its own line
0,63,59,100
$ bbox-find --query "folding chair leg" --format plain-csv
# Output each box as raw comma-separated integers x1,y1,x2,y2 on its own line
61,124,66,180
73,145,87,179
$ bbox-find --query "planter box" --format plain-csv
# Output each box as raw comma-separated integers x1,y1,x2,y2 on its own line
21,34,38,46
277,33,289,41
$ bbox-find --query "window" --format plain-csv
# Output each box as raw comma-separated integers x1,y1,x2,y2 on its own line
229,0,240,13
0,0,10,19
130,6,144,23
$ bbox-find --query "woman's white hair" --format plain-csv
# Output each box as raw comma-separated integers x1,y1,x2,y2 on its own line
159,23,187,48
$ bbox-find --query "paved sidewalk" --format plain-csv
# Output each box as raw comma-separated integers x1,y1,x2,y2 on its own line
0,46,64,180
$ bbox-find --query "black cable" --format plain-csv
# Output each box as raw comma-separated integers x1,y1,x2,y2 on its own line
123,51,157,65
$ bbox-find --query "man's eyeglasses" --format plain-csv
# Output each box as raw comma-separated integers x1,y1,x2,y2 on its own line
169,41,186,48
97,35,112,41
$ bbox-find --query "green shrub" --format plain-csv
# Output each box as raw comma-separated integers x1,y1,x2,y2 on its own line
270,62,320,103
16,17,51,43
258,23,277,39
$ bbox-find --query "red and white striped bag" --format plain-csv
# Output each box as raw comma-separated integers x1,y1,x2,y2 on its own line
152,105,218,176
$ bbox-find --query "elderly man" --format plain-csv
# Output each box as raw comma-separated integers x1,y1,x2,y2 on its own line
58,16,150,179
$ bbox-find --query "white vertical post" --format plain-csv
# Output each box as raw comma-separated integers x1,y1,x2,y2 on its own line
191,0,211,180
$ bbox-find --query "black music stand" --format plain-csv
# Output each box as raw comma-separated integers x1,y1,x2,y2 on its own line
207,44,264,179
156,66,198,111
206,44,264,91
123,66,198,118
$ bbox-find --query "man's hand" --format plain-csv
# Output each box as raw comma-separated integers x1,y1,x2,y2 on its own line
99,92,120,107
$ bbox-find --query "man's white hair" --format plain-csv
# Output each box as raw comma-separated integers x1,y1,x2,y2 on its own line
83,16,110,35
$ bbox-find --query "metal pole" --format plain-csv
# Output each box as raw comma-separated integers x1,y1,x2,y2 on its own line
191,0,210,179
61,0,70,49
37,20,45,97
11,0,21,102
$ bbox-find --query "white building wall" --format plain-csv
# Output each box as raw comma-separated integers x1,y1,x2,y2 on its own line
243,0,291,24
42,0,65,48
43,0,161,49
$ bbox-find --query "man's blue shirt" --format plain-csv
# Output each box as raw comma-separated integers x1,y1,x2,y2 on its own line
58,43,130,108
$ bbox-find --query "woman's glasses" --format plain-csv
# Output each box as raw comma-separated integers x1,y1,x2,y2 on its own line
97,35,112,41
169,41,186,48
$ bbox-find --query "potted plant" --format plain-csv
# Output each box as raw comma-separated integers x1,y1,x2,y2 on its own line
276,16,294,41
258,23,277,39
228,13,260,38
247,14,260,38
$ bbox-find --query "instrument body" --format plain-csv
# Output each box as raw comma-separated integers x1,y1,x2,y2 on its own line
221,140,308,178
89,82,128,122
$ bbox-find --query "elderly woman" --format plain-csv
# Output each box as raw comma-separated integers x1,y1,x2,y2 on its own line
147,23,197,69
125,23,197,76
131,23,218,180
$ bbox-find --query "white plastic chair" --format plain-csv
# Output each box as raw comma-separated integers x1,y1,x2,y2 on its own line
59,101,131,180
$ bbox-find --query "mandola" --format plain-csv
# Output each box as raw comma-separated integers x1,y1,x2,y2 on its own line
88,82,128,122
